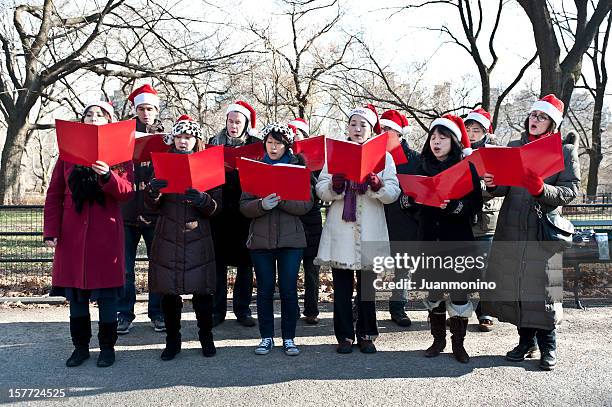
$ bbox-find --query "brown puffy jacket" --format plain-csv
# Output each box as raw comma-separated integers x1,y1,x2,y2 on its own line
239,155,314,250
145,184,222,295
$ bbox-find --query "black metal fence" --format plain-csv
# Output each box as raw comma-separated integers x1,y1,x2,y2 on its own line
2,202,612,300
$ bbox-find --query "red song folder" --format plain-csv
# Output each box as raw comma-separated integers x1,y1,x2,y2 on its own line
385,132,408,165
150,146,226,193
236,158,311,201
468,133,564,185
133,132,169,163
398,160,474,207
293,135,326,171
326,133,389,183
213,143,265,170
55,119,136,166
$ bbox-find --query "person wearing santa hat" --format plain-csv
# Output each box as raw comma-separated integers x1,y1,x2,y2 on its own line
414,114,483,364
378,110,421,328
240,123,314,356
463,108,503,333
117,84,166,336
44,102,134,368
209,101,261,328
482,94,580,371
287,118,324,325
145,115,222,361
315,104,400,354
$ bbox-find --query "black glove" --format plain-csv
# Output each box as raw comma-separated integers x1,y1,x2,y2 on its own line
149,178,168,194
399,193,416,210
184,188,211,207
443,199,465,215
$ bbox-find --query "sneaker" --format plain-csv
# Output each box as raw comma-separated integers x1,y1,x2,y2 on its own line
283,339,300,356
254,337,274,355
478,318,494,332
151,317,166,332
237,315,257,327
390,312,412,327
116,317,133,335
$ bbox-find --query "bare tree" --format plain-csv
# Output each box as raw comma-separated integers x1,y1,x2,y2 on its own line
0,0,257,203
247,0,354,123
516,0,612,108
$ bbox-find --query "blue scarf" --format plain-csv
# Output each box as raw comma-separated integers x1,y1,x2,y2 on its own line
263,152,292,165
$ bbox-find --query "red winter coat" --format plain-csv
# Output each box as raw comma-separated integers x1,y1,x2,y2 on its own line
44,160,134,289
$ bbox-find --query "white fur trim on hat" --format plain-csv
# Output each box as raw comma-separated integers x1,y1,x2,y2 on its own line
530,100,563,128
289,119,309,135
134,93,159,109
380,118,402,134
83,101,115,122
402,125,412,137
430,117,462,142
226,103,252,122
465,112,491,132
349,107,377,129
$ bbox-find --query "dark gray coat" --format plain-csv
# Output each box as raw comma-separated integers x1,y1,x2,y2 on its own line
483,133,580,330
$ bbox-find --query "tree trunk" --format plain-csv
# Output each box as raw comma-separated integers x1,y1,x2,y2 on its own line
0,118,30,204
586,84,605,196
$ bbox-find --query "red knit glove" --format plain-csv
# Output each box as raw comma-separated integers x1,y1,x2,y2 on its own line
367,173,382,192
522,171,544,196
332,173,346,193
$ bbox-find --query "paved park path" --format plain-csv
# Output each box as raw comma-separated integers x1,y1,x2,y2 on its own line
1,301,611,406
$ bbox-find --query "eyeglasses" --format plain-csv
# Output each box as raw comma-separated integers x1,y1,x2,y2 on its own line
529,112,551,122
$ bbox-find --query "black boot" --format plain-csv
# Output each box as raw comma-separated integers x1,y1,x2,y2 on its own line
449,316,470,363
193,294,216,357
506,328,538,362
66,315,91,367
425,312,447,357
161,295,182,361
537,329,557,371
97,321,118,367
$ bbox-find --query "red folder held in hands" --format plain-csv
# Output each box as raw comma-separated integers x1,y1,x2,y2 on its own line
237,158,311,201
468,133,564,185
398,160,474,207
385,132,408,165
56,119,136,166
133,132,169,163
293,135,326,171
215,143,265,170
150,146,225,193
326,133,389,183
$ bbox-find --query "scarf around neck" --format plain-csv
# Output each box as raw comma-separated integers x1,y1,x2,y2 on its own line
68,165,105,213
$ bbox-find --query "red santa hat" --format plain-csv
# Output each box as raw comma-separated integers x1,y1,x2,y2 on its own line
288,118,309,135
128,84,160,109
465,108,494,134
380,110,404,134
226,100,257,137
430,114,472,156
163,114,202,145
530,94,564,130
348,104,381,134
83,101,115,121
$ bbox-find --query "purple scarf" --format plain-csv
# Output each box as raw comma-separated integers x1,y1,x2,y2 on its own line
341,180,369,222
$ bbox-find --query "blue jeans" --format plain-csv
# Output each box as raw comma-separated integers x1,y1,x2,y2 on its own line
251,248,303,339
213,264,254,319
117,225,162,321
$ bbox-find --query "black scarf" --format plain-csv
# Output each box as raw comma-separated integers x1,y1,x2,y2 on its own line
68,165,105,213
